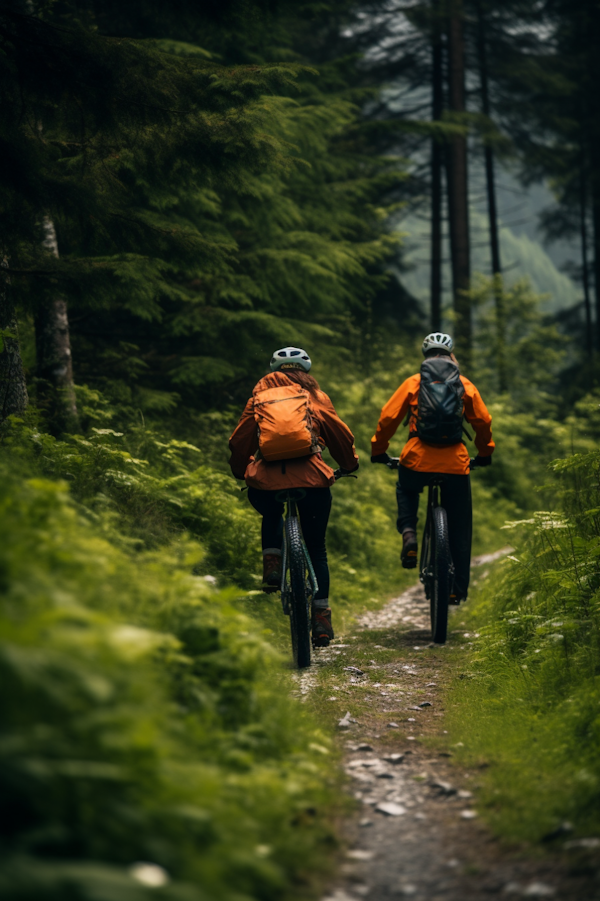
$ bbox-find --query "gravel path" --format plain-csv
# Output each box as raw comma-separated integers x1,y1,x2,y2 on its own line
310,555,600,901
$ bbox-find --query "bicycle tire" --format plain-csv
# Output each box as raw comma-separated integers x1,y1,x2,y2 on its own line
420,512,432,600
286,514,311,668
431,505,451,644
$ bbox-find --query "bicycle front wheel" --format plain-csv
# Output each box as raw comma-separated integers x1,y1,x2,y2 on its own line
286,514,311,668
430,506,451,644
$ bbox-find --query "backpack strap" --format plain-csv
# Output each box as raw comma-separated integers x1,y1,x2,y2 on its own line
254,442,322,464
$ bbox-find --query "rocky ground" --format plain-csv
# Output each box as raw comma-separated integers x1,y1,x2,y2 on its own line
300,556,600,901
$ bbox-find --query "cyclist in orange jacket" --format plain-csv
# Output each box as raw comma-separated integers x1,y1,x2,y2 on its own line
371,332,494,603
229,347,359,645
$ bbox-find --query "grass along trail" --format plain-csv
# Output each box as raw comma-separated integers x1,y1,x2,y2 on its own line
302,554,600,901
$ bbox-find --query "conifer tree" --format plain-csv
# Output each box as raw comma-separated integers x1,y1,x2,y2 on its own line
0,0,406,420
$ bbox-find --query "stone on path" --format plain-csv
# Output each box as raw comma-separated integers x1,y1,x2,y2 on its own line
375,801,406,816
338,711,357,729
382,753,404,764
346,849,374,861
431,780,456,795
320,891,357,901
460,809,477,819
523,883,556,897
387,722,399,728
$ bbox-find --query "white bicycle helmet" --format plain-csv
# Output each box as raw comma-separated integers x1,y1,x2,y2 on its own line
270,346,312,372
422,332,454,355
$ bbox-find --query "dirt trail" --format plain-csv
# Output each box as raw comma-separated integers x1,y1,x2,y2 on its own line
306,557,600,901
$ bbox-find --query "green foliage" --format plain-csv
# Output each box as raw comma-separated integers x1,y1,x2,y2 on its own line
470,274,564,400
446,444,600,841
0,431,340,901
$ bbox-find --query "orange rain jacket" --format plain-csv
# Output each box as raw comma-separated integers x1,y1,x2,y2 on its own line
371,372,494,475
229,371,359,490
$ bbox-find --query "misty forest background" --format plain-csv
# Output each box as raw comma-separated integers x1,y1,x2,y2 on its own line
1,1,600,899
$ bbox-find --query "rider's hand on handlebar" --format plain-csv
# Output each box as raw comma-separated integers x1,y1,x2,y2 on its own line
371,453,400,470
470,455,492,469
334,466,358,480
371,453,391,465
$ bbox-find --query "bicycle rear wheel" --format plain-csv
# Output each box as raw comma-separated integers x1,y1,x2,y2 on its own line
430,506,451,644
286,513,311,668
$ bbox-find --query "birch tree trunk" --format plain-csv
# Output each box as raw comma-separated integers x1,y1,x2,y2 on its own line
446,0,471,368
36,217,79,433
0,259,29,422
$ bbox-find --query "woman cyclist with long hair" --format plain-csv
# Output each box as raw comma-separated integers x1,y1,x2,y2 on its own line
229,347,359,647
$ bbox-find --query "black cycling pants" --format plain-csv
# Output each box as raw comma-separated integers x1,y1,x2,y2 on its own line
396,465,472,598
247,487,332,602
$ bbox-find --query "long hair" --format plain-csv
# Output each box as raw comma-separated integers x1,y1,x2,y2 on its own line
274,368,321,396
282,369,321,396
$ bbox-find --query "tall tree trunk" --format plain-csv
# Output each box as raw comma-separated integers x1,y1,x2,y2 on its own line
430,0,444,332
36,217,79,434
476,0,506,390
0,259,29,422
580,158,593,361
586,2,600,355
446,0,471,368
476,0,501,277
592,190,600,355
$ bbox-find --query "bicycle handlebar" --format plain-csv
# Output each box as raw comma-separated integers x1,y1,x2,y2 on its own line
381,456,486,472
333,469,358,481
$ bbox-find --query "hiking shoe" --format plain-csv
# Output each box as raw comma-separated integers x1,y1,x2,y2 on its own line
312,606,334,647
261,553,282,593
401,529,418,569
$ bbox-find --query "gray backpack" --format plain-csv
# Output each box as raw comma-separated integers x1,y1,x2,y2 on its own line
415,357,465,446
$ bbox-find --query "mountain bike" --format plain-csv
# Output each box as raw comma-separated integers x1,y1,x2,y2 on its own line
276,470,356,669
384,458,451,643
384,457,481,644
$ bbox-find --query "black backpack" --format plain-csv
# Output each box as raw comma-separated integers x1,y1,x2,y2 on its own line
415,357,465,446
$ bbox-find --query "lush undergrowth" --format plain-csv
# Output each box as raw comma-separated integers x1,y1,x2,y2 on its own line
446,433,600,843
0,441,348,901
